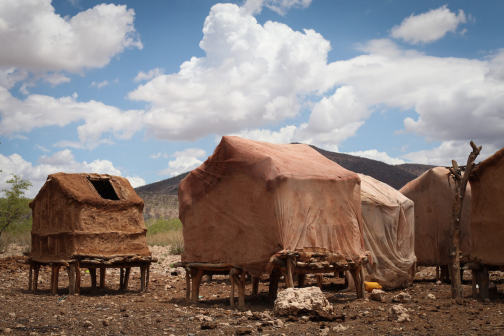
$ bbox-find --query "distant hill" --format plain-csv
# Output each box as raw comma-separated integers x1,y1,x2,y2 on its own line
135,145,435,219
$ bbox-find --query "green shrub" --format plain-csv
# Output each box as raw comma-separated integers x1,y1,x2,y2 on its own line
146,218,182,235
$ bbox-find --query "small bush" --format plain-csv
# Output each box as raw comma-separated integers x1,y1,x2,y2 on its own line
146,218,184,255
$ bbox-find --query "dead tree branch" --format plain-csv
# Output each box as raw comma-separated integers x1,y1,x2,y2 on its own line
448,141,481,301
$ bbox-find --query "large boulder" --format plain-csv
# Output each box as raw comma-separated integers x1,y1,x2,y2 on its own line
273,287,333,316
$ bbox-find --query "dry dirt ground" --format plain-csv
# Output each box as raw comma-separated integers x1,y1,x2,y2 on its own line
2,244,504,335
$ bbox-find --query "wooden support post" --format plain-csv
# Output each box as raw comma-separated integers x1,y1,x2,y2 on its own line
298,274,306,288
28,264,33,291
230,268,236,309
75,260,81,295
316,275,323,289
448,141,481,300
191,268,204,303
68,264,76,295
33,264,40,292
252,276,259,296
89,268,97,291
268,269,281,301
472,270,478,299
145,265,150,291
238,271,246,310
436,266,440,281
51,265,60,296
123,268,131,290
441,265,450,283
185,268,191,302
350,265,364,298
99,267,106,289
120,268,124,290
285,257,295,288
140,266,147,292
479,265,490,301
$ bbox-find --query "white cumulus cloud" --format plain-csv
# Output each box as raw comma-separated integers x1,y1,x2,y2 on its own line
391,5,467,44
0,89,144,149
0,149,145,197
346,149,405,165
158,148,207,176
0,0,142,88
134,68,164,82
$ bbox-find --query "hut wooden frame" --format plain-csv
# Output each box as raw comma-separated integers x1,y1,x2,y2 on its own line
174,250,367,310
21,255,156,295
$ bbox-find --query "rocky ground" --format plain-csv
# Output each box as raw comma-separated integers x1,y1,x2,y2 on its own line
1,244,504,335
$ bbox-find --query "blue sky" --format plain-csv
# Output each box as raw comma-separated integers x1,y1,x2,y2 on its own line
1,0,503,196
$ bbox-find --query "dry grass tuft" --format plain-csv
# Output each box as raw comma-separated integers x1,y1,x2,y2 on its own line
147,229,184,255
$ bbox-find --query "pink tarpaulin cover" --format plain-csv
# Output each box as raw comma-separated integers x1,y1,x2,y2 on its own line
178,136,370,277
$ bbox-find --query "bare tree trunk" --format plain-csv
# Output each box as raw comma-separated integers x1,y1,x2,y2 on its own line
448,141,481,301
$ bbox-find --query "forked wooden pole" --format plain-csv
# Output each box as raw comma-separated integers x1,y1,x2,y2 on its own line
448,141,481,301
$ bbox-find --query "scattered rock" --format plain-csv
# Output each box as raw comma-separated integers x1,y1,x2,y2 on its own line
392,292,411,303
388,304,411,323
102,320,110,326
235,326,253,335
8,313,15,318
2,328,12,334
273,287,333,316
426,293,436,300
201,321,217,330
273,319,284,328
370,289,386,302
333,324,349,332
83,320,94,328
436,280,442,285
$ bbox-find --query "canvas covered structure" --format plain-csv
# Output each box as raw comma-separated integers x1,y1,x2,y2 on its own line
400,167,471,266
29,173,150,263
178,136,370,278
469,147,504,266
359,174,416,290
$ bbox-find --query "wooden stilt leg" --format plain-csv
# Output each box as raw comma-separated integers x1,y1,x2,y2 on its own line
268,269,281,301
360,266,366,297
33,264,40,292
119,268,125,290
90,268,97,291
99,267,106,289
191,268,204,303
145,265,150,291
285,257,294,288
298,274,306,288
75,261,81,295
252,277,259,296
238,271,246,310
51,265,60,296
230,268,235,309
28,264,33,291
123,268,131,290
436,265,440,281
68,264,76,295
316,275,323,289
185,268,191,302
472,270,478,299
140,266,146,292
480,265,490,301
350,265,364,298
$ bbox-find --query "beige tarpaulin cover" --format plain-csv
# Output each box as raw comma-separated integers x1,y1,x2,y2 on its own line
179,136,370,277
359,174,416,289
400,167,471,266
469,147,504,266
29,173,150,262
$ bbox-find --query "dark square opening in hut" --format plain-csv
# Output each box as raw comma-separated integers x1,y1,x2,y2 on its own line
89,179,120,200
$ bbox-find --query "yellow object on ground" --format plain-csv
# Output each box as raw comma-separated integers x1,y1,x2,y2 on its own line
364,281,382,292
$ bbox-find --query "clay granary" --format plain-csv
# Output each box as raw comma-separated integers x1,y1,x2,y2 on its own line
176,136,371,308
468,147,504,300
27,173,154,295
